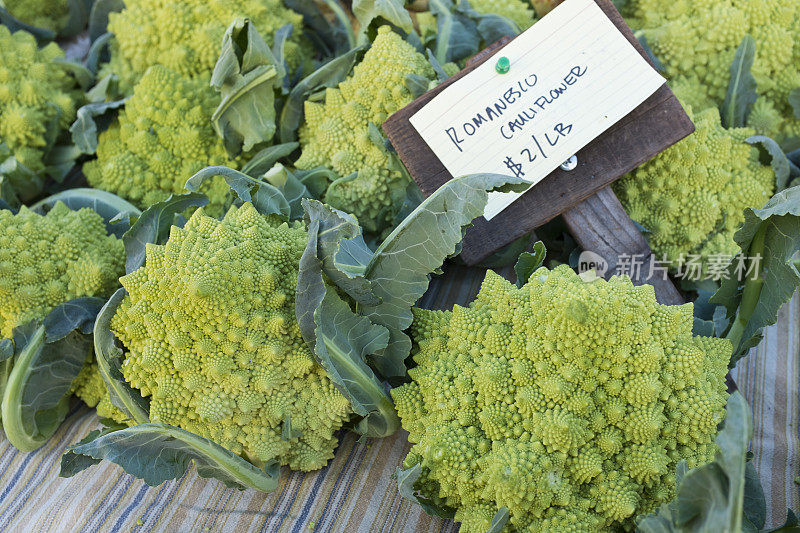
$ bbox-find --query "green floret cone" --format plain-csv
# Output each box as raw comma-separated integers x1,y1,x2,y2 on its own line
84,66,237,217
613,100,775,277
110,203,354,471
393,266,732,532
623,0,800,143
100,0,307,94
295,26,436,235
0,26,82,200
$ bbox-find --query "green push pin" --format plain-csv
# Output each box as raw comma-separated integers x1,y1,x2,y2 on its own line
495,56,510,74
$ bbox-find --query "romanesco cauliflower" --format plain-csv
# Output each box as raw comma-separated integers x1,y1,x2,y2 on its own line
392,266,731,531
84,66,235,217
0,26,80,200
614,103,775,275
102,0,306,93
110,202,354,471
469,0,535,30
71,361,128,422
295,27,435,234
624,0,800,143
0,203,125,339
1,0,69,33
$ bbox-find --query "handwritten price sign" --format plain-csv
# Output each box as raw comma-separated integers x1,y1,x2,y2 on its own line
409,0,665,220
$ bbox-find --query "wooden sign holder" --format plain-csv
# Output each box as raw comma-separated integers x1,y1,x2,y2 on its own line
383,0,693,304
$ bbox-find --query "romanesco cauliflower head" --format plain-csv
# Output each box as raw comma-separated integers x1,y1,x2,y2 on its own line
614,103,775,274
392,266,731,531
469,0,535,30
1,0,70,33
110,203,354,471
0,202,125,339
102,0,306,93
296,27,435,234
624,0,800,143
71,361,129,422
0,26,80,198
84,66,235,217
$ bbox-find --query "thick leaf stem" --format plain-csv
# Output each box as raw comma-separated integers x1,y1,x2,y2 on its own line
726,224,767,352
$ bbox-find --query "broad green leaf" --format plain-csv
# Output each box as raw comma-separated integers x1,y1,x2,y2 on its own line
211,19,283,156
429,0,481,64
60,423,281,491
474,232,533,268
284,0,352,57
789,88,800,120
31,188,141,238
262,164,320,220
2,298,104,452
86,36,115,77
352,0,413,34
721,35,757,129
456,0,520,45
405,74,430,99
514,241,546,287
60,0,93,38
0,7,55,42
0,144,45,202
712,186,800,365
396,464,456,519
279,46,367,143
92,289,150,425
743,462,767,531
313,290,396,437
60,423,126,477
88,0,124,41
0,175,20,211
185,166,289,220
358,174,528,378
488,508,510,533
122,192,207,274
70,99,127,154
746,136,792,191
240,142,299,177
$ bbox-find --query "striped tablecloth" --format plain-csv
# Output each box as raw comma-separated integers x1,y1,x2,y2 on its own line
0,264,796,532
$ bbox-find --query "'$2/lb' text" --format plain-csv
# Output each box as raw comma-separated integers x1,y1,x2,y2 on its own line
503,122,574,179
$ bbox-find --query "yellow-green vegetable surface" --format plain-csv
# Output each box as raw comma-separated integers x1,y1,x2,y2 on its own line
296,27,435,234
625,0,800,143
1,0,69,33
102,0,306,93
614,103,775,274
0,26,80,198
110,203,354,471
392,267,731,531
84,66,234,217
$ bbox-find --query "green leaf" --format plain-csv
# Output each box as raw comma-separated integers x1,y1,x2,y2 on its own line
0,143,45,202
712,186,800,365
1,298,104,452
0,7,56,42
358,173,528,378
789,88,800,120
429,0,480,64
405,74,430,99
92,289,150,425
313,290,396,437
0,175,20,211
279,46,367,143
88,0,124,41
721,35,757,129
746,136,792,191
70,99,127,155
53,58,95,91
743,462,766,530
60,0,93,38
211,18,282,156
514,241,546,287
284,0,352,57
185,166,289,219
60,423,126,477
31,188,141,238
396,464,456,519
487,507,510,533
0,338,14,425
60,422,281,491
240,142,299,177
456,0,520,45
352,0,413,34
86,37,115,78
122,192,207,274
261,164,320,220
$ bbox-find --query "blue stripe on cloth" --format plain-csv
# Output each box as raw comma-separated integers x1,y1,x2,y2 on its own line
318,438,370,531
81,472,135,533
313,440,359,531
290,461,331,532
143,474,186,530
112,481,150,531
274,472,306,530
257,468,294,532
201,485,236,532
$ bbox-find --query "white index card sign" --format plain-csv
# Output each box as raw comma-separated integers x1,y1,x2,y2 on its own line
408,0,665,220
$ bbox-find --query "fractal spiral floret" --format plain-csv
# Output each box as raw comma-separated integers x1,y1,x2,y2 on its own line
614,104,775,274
84,66,235,216
296,26,435,234
101,0,307,93
0,26,80,198
392,266,731,531
110,203,354,470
